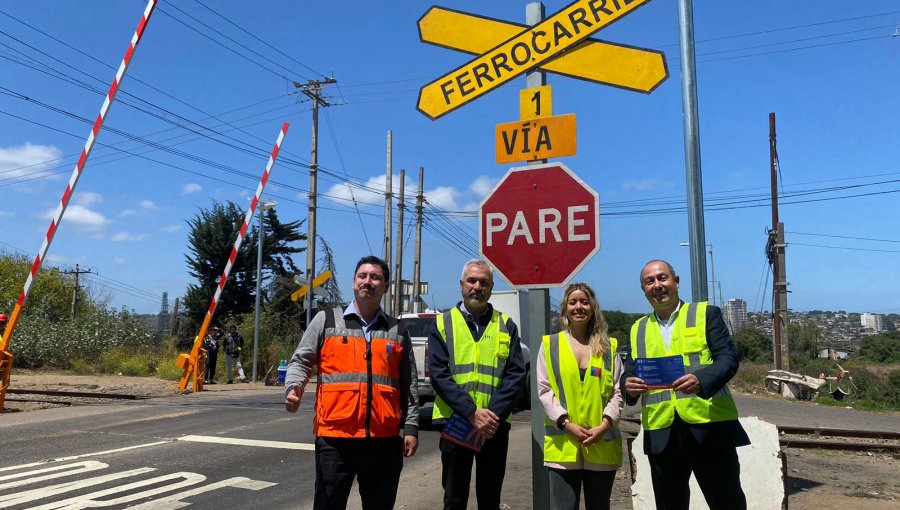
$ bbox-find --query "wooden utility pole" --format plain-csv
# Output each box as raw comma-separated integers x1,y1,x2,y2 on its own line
384,131,393,314
393,170,406,315
295,78,336,328
64,264,94,319
769,112,790,370
412,167,424,313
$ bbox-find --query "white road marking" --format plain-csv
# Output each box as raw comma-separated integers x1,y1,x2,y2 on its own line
0,461,107,491
27,472,208,510
0,468,156,508
179,434,314,450
0,441,171,473
125,477,278,510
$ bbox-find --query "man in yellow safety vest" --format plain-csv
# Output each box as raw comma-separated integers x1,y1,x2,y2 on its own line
428,258,527,510
621,260,749,510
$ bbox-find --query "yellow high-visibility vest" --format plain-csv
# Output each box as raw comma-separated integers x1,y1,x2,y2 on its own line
630,302,739,430
432,307,512,423
542,332,622,465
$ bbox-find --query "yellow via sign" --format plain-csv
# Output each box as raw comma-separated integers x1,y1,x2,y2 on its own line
496,113,577,164
417,0,662,120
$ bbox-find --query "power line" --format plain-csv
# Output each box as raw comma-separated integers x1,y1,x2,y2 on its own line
191,0,327,80
789,242,900,254
786,232,900,244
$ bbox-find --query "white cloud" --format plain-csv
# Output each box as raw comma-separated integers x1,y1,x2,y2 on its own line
182,183,202,195
0,143,62,183
0,211,13,219
74,191,103,206
323,173,493,213
621,178,674,191
112,257,127,265
121,199,158,217
50,204,108,229
469,176,497,198
111,231,147,242
160,224,181,233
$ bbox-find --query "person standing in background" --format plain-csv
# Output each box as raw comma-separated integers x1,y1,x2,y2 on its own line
203,326,220,384
223,324,247,383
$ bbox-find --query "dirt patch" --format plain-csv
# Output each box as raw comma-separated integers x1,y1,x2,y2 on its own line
3,369,178,413
785,447,899,509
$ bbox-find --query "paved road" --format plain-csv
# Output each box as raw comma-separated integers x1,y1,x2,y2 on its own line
735,393,900,432
3,386,897,509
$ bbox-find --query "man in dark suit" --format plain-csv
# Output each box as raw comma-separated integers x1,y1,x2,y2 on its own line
621,260,749,510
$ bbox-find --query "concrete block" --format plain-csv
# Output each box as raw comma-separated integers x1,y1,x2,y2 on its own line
630,416,783,509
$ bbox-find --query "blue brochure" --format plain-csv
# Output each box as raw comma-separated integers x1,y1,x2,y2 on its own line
635,355,685,389
440,413,484,451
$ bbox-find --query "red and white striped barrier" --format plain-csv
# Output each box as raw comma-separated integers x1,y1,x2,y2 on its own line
1,0,157,411
178,122,289,392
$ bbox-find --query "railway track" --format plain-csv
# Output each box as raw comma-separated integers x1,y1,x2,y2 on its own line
5,387,142,407
779,425,900,453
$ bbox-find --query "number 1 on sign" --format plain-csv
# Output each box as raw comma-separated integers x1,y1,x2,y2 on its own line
520,85,552,121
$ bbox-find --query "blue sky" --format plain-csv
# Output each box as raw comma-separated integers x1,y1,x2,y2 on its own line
1,0,898,317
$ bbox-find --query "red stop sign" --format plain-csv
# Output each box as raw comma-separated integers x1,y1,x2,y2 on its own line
479,162,600,288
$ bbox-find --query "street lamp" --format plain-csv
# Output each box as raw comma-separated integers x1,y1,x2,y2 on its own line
253,199,277,383
680,242,717,307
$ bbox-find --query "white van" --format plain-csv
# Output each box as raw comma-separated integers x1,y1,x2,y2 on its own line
398,312,438,407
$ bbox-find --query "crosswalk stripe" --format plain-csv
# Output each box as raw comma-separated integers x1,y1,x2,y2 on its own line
178,435,314,450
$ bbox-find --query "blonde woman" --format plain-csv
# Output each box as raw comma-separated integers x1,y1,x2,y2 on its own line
538,283,624,510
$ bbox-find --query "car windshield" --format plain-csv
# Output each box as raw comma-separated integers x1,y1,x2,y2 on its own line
399,317,434,338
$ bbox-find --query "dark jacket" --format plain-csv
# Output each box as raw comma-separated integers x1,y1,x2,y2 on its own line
619,303,750,455
223,332,244,357
427,302,527,423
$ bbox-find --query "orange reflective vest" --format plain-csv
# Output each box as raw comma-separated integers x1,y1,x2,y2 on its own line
315,308,405,438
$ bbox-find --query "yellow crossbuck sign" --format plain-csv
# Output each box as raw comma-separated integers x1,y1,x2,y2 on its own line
291,270,333,302
417,0,667,120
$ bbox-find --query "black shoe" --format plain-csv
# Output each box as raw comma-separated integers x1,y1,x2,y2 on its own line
208,380,217,385
226,380,234,384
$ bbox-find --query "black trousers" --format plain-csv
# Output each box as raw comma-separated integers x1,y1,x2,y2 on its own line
439,422,510,510
647,416,746,510
314,436,403,510
548,468,616,510
204,350,217,380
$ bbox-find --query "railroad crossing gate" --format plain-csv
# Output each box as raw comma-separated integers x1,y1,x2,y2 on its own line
417,0,668,120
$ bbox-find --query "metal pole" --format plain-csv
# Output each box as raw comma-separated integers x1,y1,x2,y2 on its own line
384,131,393,314
305,97,319,328
677,0,708,302
525,3,550,508
412,167,424,313
393,169,406,315
253,211,264,383
708,243,716,307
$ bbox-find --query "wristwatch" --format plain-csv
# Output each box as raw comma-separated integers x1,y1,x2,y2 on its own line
557,415,570,430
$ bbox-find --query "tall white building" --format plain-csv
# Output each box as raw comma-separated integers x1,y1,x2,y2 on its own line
723,298,747,334
861,312,884,332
